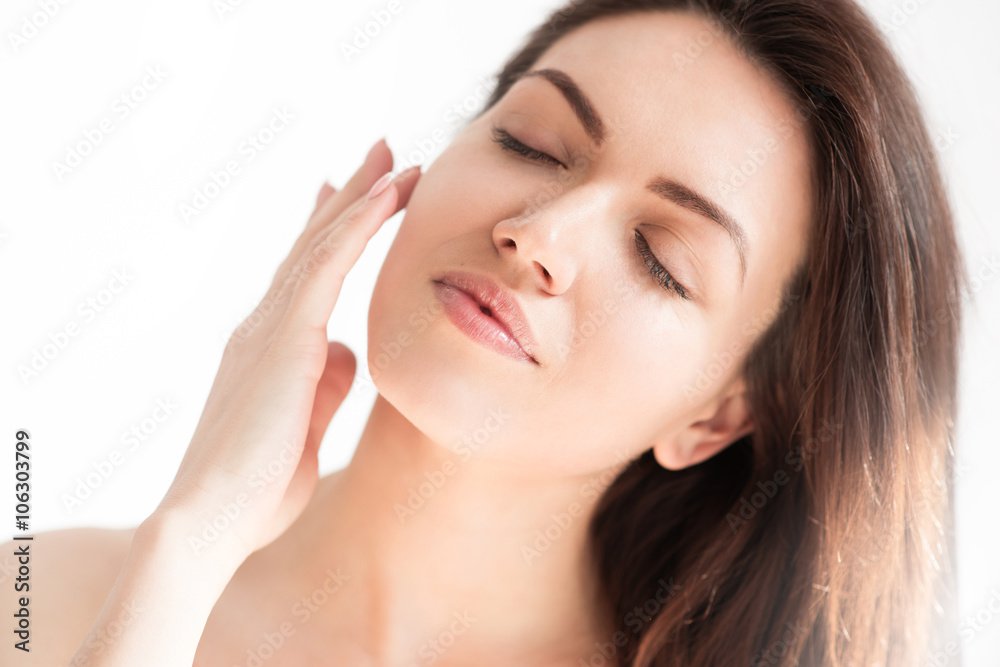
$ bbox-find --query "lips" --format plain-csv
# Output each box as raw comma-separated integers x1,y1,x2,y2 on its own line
432,270,540,364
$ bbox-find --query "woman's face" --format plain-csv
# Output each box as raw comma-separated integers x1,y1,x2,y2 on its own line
368,10,814,475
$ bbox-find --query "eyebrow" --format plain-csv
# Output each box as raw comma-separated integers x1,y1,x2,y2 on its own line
516,67,750,285
647,177,749,285
518,68,606,145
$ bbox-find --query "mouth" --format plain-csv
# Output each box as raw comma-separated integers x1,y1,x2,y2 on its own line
432,271,540,365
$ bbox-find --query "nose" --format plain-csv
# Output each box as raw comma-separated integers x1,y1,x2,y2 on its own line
492,191,595,295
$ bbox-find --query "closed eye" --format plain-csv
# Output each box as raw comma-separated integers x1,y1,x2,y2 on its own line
490,123,690,301
635,230,691,300
490,125,565,168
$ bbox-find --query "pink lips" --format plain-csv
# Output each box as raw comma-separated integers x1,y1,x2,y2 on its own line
432,271,539,365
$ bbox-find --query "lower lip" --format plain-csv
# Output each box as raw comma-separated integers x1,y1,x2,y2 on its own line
432,281,534,363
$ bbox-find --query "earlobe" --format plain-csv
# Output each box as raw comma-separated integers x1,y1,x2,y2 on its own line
651,440,689,471
652,390,754,471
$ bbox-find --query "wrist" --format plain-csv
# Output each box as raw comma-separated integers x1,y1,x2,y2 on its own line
136,509,250,584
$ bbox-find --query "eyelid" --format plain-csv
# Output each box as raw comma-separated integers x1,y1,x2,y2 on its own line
498,113,572,166
491,125,566,169
636,226,699,301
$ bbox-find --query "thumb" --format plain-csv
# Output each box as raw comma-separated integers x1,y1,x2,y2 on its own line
268,342,355,539
313,181,337,216
304,341,357,455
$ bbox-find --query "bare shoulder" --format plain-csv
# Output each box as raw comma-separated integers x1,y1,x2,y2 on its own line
0,525,137,665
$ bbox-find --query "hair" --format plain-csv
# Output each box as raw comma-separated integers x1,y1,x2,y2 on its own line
472,0,966,664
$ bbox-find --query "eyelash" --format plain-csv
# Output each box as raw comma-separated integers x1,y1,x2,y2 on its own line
634,230,690,300
490,125,565,168
490,124,691,301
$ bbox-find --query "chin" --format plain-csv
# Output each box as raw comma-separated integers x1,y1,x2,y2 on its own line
369,319,518,444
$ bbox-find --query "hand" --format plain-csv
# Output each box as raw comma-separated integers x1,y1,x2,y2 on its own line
151,138,420,565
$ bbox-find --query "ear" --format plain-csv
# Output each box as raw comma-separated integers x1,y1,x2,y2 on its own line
652,380,754,471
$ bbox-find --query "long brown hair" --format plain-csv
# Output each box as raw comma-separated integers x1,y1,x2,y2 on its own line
474,0,966,664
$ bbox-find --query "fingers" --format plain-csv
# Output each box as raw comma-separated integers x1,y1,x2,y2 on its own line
281,166,421,335
271,139,392,296
305,138,393,234
314,182,336,214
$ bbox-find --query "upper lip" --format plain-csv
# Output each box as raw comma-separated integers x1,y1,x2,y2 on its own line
433,270,540,364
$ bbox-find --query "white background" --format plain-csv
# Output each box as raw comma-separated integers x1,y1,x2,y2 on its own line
1,0,997,662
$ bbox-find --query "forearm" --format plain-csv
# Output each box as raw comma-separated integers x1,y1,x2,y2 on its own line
69,513,246,667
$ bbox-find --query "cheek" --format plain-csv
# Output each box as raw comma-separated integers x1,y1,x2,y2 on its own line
421,142,528,215
391,163,486,250
583,311,715,421
536,319,681,424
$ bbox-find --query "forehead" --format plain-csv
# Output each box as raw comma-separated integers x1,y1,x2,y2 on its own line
525,10,814,298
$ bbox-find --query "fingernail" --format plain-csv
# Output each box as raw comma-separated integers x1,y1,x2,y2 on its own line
366,171,395,201
365,137,385,164
397,165,420,179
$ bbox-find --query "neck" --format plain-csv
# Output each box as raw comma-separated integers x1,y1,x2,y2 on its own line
284,392,616,664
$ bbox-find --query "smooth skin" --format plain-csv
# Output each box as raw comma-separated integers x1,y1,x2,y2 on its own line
1,144,420,667
4,10,814,667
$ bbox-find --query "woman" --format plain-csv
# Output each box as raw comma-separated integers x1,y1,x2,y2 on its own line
42,0,963,664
